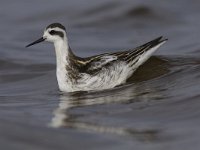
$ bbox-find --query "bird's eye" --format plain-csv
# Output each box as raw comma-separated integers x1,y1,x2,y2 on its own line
49,30,56,35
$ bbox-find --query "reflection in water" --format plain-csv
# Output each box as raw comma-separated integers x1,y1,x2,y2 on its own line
49,57,170,141
50,85,166,141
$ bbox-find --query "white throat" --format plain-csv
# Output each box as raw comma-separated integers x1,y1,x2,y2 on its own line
53,38,72,91
54,38,69,63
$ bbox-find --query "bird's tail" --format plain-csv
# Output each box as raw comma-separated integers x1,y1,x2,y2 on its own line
126,36,167,68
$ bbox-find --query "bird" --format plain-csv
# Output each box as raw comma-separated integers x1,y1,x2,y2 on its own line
26,23,167,92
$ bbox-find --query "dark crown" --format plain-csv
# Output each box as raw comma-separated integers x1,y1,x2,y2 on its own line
46,23,66,31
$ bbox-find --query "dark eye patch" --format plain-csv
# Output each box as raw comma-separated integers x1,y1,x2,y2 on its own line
49,30,64,38
49,30,56,35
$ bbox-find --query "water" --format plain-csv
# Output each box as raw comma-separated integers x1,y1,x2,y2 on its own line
0,0,200,149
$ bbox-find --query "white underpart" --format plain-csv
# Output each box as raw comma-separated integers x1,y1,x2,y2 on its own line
76,61,132,91
51,30,166,92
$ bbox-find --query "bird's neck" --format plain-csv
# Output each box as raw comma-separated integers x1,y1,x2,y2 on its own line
53,38,75,91
53,38,73,67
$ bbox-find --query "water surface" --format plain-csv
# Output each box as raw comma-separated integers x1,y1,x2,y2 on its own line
0,0,200,150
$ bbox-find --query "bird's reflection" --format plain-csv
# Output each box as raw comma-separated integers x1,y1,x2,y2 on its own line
50,57,169,141
50,84,166,141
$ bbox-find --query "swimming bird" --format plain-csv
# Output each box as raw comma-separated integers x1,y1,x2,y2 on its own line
26,23,167,92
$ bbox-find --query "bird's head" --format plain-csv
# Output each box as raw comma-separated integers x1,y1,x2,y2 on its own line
26,23,66,47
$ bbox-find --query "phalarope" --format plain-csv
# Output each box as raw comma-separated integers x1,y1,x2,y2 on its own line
26,23,167,92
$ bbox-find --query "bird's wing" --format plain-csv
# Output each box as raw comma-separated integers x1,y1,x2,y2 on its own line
76,36,167,73
87,55,118,70
76,54,119,74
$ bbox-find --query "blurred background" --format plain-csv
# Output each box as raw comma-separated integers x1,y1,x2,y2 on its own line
0,0,200,150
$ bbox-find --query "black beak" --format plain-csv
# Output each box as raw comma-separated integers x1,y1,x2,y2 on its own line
26,37,45,47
